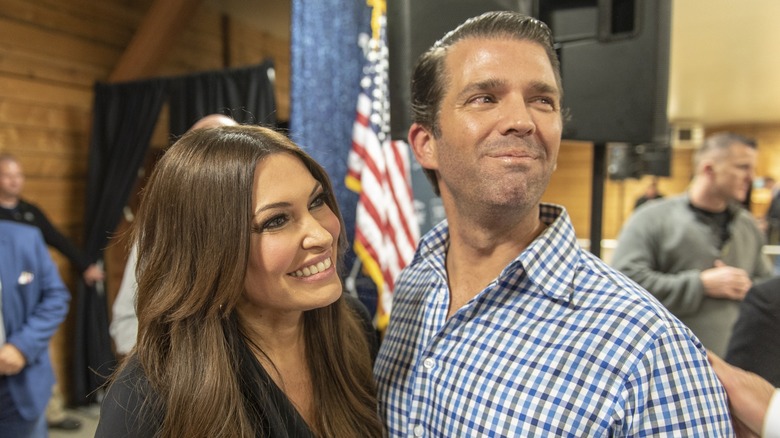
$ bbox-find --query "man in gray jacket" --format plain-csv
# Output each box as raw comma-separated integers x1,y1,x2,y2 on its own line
612,132,772,356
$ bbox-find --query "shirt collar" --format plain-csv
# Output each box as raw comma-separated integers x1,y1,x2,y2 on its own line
412,203,581,303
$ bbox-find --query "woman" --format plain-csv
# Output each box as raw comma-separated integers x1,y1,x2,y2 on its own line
96,125,382,437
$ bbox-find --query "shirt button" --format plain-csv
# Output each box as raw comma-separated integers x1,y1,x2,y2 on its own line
423,358,435,369
413,425,424,437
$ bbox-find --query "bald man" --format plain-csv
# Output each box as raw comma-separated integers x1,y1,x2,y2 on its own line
613,132,773,355
110,114,238,355
188,114,238,131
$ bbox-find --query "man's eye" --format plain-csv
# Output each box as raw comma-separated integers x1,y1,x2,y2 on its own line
467,95,495,105
531,96,558,111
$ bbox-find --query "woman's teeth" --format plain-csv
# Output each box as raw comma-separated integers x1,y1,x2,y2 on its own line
291,257,332,278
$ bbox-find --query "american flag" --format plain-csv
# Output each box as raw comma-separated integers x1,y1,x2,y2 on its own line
346,1,419,331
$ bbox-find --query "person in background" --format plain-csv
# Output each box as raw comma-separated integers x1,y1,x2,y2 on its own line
0,154,105,287
612,132,772,356
633,176,664,209
0,153,104,431
373,11,733,436
96,125,382,437
725,276,780,387
0,221,70,437
708,351,780,437
110,113,238,356
763,179,780,274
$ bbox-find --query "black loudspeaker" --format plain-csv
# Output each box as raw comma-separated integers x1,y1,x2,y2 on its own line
637,142,671,177
608,142,671,180
544,0,672,144
608,143,641,180
387,0,534,141
388,0,672,146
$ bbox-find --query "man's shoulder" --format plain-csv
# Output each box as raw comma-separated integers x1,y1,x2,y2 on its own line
579,254,683,330
0,219,42,240
633,193,685,213
17,198,40,209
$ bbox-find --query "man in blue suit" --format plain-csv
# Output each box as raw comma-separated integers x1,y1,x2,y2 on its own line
0,220,70,437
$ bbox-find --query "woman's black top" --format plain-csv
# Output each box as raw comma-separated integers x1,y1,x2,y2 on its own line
95,294,376,438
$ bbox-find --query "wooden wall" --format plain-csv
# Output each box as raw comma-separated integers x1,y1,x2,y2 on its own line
544,125,780,247
0,0,289,402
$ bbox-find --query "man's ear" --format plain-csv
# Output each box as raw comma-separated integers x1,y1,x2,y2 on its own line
408,123,438,170
701,159,716,178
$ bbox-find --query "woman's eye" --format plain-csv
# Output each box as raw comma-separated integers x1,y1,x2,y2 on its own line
260,214,288,231
310,193,328,209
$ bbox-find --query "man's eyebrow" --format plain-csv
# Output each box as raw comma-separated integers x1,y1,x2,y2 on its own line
455,78,507,100
528,80,560,96
455,78,560,101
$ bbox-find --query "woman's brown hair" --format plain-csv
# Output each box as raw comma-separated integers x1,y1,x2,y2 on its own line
125,125,381,437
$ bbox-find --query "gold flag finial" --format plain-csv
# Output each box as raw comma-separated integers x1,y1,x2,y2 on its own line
366,0,386,41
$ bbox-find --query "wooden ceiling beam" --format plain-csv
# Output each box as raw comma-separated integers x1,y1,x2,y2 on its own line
109,0,204,82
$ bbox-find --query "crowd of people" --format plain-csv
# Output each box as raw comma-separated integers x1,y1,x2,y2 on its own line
2,9,779,438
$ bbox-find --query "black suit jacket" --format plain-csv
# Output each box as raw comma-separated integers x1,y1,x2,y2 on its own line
725,276,780,386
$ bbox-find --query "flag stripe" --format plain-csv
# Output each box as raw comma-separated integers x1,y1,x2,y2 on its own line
347,6,419,329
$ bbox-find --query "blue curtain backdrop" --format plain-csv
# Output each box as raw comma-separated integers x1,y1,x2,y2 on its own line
290,1,374,307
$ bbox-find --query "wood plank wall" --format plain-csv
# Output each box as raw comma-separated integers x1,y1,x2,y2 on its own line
545,125,780,247
0,0,290,402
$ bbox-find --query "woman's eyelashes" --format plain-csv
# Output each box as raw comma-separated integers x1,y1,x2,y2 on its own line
309,192,328,210
259,213,289,231
252,191,330,233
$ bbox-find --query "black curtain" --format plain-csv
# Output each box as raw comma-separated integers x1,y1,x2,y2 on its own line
73,62,277,405
169,60,277,137
74,79,167,405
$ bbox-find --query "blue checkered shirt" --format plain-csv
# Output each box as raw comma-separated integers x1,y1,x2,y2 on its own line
374,204,734,437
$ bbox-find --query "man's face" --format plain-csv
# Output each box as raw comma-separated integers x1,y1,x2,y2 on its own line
710,142,756,203
412,38,562,215
0,159,24,199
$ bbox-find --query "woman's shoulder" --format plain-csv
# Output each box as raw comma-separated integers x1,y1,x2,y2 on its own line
95,356,162,438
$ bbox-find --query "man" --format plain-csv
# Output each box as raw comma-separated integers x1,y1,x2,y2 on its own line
110,114,238,355
373,11,733,436
633,176,664,209
0,154,104,286
764,182,780,273
1,221,70,437
709,351,780,437
612,132,772,356
0,153,103,430
725,276,780,387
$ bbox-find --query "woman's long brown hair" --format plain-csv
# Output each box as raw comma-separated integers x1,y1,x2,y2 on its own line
121,125,381,437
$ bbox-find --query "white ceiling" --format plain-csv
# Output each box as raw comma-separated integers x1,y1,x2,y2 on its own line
669,0,780,127
215,0,780,128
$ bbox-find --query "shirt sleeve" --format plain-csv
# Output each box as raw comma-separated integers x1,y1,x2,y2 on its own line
611,209,705,316
110,246,139,355
620,328,734,436
764,389,780,438
23,201,91,273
